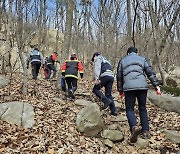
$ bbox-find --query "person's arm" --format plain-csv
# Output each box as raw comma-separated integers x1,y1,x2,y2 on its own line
61,62,66,76
144,58,161,95
78,61,84,78
94,57,102,80
116,59,123,92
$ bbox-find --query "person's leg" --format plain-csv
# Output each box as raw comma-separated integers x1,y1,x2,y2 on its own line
71,78,77,93
31,62,37,80
92,76,112,108
104,76,117,115
124,91,137,130
65,77,73,99
46,65,52,79
137,90,149,132
125,90,141,143
51,65,56,78
36,62,41,78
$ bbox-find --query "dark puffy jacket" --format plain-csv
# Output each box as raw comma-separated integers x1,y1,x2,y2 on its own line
117,52,159,91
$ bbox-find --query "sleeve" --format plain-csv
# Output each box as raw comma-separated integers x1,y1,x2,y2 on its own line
116,59,123,92
94,58,102,80
61,62,66,76
144,58,159,87
78,61,84,73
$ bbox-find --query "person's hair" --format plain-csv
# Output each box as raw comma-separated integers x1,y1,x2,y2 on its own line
127,47,138,54
70,53,77,60
92,52,100,62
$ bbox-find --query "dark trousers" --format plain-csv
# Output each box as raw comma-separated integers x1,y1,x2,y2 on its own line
31,61,41,80
47,64,56,79
92,76,116,113
124,90,149,132
65,77,77,94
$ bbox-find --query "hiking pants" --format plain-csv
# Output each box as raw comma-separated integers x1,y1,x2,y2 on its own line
92,76,116,114
31,61,41,80
65,77,78,93
124,90,149,132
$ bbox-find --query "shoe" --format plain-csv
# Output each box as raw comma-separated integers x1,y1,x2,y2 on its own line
130,126,141,143
141,131,151,139
111,111,118,116
69,90,75,99
101,99,112,110
67,97,74,101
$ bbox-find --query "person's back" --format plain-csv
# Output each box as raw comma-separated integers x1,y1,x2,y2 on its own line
118,51,158,91
26,47,44,80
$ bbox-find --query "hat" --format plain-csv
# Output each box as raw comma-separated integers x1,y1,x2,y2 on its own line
70,53,77,60
92,52,100,62
127,47,138,54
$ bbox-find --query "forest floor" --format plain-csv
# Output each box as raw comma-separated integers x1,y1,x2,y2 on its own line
0,73,179,154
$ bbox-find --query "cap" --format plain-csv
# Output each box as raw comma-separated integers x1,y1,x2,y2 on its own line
70,53,77,60
92,52,100,62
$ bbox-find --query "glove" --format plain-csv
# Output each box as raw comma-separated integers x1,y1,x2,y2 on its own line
155,86,161,95
62,72,65,77
119,91,124,98
80,73,83,79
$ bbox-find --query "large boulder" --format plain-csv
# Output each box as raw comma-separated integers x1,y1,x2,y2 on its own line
147,90,180,113
76,103,104,137
0,101,35,128
0,76,10,88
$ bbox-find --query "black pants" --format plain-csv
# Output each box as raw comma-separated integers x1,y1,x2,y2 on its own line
47,64,56,79
65,77,77,94
92,76,116,113
124,90,149,132
31,61,41,80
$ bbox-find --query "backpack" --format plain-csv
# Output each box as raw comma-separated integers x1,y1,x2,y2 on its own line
30,50,41,60
101,57,113,74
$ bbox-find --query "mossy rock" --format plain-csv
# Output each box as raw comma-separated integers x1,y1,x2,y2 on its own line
161,86,180,96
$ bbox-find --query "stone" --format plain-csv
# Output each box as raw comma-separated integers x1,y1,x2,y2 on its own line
102,130,124,142
76,103,104,137
74,99,93,106
104,139,114,148
0,76,10,88
164,130,180,143
135,138,149,149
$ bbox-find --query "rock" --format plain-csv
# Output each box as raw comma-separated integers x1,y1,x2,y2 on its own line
104,139,114,148
102,130,124,142
135,138,149,149
74,99,93,106
0,101,35,128
107,124,119,130
164,130,180,143
0,76,10,88
76,103,104,137
111,115,127,122
147,90,180,113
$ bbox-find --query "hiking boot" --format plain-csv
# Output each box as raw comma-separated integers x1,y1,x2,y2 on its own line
101,99,112,110
141,131,151,139
111,111,118,116
130,126,141,143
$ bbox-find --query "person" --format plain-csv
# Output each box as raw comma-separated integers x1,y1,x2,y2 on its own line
92,52,117,116
46,51,58,79
116,47,161,143
26,47,44,80
61,53,84,101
